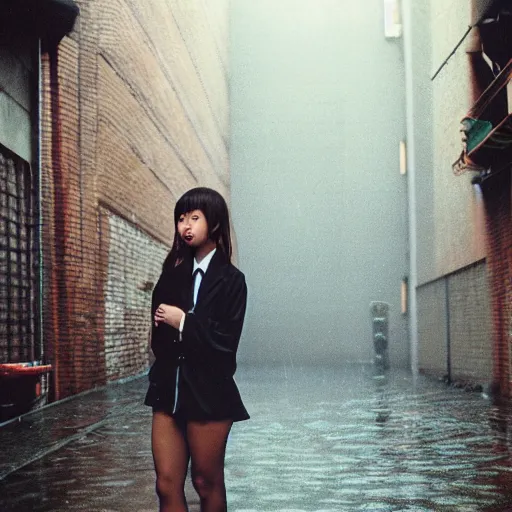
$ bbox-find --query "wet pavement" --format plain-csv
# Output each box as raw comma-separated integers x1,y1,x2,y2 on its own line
3,365,512,511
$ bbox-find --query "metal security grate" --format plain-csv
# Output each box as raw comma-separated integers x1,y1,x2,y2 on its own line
0,143,40,363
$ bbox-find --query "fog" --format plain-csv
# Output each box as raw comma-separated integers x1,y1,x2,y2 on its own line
230,0,409,368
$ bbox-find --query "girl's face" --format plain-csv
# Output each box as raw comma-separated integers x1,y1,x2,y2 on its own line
178,209,209,248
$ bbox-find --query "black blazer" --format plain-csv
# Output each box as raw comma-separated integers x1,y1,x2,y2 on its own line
145,249,249,421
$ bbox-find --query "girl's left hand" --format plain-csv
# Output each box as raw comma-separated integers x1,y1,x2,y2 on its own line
154,304,185,329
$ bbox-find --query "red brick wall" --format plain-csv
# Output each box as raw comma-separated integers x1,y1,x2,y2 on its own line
482,170,512,395
41,0,230,400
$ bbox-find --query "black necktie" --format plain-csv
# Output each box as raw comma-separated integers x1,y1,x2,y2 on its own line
192,268,204,307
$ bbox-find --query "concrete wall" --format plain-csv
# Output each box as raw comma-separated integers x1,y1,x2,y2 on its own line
417,279,447,377
415,0,486,286
38,0,231,398
408,0,493,383
410,0,487,287
407,1,435,287
230,0,409,366
0,38,34,163
430,0,487,278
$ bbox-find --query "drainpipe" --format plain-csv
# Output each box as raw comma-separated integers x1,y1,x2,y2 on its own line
48,45,70,401
445,278,451,383
402,0,419,377
37,38,44,365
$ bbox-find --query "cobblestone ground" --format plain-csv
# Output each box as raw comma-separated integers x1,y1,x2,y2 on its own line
2,365,512,511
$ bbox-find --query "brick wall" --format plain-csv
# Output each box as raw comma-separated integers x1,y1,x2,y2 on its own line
102,210,168,380
40,0,230,400
449,262,493,382
418,261,493,385
482,170,512,395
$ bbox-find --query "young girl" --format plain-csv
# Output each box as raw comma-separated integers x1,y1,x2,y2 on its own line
145,187,249,512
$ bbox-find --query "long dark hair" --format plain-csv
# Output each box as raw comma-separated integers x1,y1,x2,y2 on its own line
163,187,232,270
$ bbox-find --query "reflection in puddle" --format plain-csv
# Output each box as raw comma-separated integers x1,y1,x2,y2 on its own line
229,365,512,511
2,366,512,511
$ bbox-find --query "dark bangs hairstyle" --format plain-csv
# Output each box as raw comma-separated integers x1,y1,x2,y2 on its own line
163,187,232,270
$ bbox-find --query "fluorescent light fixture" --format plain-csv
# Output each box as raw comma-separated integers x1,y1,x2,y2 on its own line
384,0,402,39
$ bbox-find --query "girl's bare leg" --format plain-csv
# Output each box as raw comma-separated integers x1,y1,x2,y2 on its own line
187,420,233,512
152,412,190,512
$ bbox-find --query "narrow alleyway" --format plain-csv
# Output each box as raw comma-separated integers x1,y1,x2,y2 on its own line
2,365,512,511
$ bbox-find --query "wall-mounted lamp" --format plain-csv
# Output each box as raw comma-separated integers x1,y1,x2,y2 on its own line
399,140,407,175
401,277,408,315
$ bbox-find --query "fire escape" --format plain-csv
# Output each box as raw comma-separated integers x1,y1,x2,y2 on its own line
452,0,512,180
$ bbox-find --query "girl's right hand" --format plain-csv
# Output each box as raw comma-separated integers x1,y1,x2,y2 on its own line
154,304,185,329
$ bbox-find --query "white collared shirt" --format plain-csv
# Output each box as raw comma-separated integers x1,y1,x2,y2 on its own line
179,248,217,332
192,247,217,306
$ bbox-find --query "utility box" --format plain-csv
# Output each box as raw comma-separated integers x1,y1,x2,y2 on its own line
0,364,52,422
370,301,390,370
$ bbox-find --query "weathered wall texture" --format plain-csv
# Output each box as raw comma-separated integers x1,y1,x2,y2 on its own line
40,0,230,399
483,171,512,394
411,0,497,387
423,0,486,283
417,262,492,384
408,0,435,287
448,262,492,381
102,211,168,381
0,40,33,163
